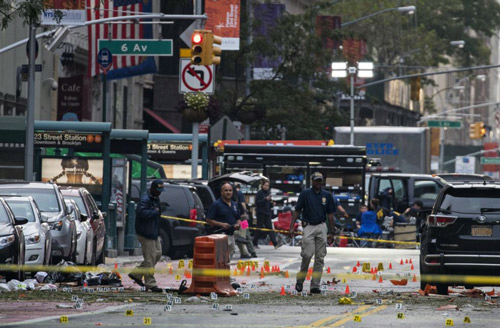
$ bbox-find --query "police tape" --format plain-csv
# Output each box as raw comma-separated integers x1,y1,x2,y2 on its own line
160,215,420,246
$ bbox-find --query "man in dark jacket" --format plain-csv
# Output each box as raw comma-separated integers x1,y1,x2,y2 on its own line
253,181,282,249
128,179,164,293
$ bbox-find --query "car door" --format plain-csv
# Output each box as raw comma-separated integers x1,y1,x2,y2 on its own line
375,177,409,213
413,179,443,211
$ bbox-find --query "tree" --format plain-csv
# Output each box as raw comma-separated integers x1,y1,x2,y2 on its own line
0,0,53,29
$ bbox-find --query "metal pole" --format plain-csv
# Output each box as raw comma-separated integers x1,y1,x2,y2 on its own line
24,23,36,181
102,74,107,122
439,128,445,172
350,73,355,146
191,122,199,179
244,0,252,140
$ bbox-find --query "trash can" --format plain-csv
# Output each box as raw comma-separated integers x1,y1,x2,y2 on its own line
394,223,417,249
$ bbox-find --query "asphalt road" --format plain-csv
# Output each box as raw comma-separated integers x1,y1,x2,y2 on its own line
1,245,499,327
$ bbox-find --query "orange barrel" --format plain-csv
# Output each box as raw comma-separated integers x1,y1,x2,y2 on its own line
184,234,237,296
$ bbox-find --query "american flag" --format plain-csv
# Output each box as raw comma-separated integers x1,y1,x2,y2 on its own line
86,0,147,77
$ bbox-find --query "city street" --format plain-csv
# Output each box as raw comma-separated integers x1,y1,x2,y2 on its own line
1,245,499,327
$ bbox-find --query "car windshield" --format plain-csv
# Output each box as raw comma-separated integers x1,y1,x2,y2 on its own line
440,189,500,214
0,188,60,212
66,196,87,216
0,204,9,223
5,200,36,222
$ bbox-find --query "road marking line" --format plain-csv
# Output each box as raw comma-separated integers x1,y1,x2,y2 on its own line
308,305,371,327
329,305,388,327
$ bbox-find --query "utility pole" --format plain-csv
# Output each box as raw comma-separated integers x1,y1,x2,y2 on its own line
191,0,203,179
24,22,37,181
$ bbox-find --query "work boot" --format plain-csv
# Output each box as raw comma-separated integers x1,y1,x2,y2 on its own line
295,281,303,293
128,273,145,287
149,286,164,293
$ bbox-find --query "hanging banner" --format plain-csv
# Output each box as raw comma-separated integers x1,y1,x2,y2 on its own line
57,75,83,121
205,0,240,51
41,0,86,25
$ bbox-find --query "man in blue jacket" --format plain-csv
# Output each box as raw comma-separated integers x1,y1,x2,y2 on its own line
128,179,164,293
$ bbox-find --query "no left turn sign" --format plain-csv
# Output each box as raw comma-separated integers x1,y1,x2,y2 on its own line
179,59,214,94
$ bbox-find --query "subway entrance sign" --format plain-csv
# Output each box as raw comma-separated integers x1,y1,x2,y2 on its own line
98,39,173,56
428,120,462,128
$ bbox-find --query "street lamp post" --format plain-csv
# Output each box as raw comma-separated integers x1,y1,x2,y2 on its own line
332,62,373,146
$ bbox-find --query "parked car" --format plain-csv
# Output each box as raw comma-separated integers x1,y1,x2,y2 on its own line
131,181,205,259
163,179,216,216
0,198,27,281
3,196,52,267
0,182,77,263
64,199,94,265
60,187,106,265
420,182,500,294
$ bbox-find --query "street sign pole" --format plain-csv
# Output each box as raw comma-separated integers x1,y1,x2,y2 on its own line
25,23,36,181
191,0,203,179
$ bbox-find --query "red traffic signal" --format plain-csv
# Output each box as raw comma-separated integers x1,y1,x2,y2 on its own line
192,32,203,45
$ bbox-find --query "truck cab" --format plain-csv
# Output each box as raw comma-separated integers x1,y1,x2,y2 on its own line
368,173,447,214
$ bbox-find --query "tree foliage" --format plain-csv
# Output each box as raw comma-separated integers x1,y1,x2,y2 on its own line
0,0,46,28
219,0,500,139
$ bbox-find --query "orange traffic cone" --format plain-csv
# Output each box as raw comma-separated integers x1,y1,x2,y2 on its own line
357,261,360,267
345,285,350,294
412,274,417,282
352,266,357,273
260,268,265,279
400,259,404,265
374,267,378,274
234,268,238,276
278,266,281,272
306,273,311,281
405,258,409,264
327,267,331,274
169,267,173,274
411,264,414,270
372,273,376,281
285,270,289,278
389,262,393,269
378,275,383,283
185,271,192,279
114,262,118,270
252,264,256,272
280,286,286,296
410,258,413,264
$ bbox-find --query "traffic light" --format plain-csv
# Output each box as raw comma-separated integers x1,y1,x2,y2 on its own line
480,123,488,138
190,30,223,66
410,77,421,101
469,122,484,139
191,30,206,65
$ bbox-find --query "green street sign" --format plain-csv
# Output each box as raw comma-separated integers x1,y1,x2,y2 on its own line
428,120,462,128
98,39,173,56
480,157,500,164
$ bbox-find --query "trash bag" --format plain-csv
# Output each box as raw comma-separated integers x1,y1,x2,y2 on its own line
94,272,122,287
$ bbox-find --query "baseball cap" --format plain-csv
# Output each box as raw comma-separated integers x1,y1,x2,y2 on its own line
151,179,165,192
311,172,324,181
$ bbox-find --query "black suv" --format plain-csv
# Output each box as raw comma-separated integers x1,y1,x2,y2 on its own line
131,181,205,259
420,182,500,294
0,198,27,281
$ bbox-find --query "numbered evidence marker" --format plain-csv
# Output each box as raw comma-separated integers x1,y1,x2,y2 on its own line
395,303,403,310
125,309,134,316
175,274,181,281
143,317,152,325
212,303,220,310
375,299,383,305
60,315,69,323
353,315,362,322
397,313,405,319
445,318,454,326
164,305,172,312
463,316,471,324
210,292,218,300
243,293,250,299
223,305,233,311
174,297,181,304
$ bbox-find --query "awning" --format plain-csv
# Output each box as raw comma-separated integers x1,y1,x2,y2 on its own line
143,108,180,133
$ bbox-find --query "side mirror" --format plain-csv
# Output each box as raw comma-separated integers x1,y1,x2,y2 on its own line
80,213,88,222
92,211,100,221
40,214,49,223
14,216,28,225
66,204,74,215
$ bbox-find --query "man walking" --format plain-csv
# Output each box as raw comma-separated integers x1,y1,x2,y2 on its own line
206,182,241,260
253,181,282,249
128,179,165,293
290,172,335,294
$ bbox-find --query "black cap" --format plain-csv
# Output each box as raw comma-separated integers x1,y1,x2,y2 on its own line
151,179,165,192
311,172,324,181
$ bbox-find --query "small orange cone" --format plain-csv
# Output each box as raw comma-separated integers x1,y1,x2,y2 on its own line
252,264,256,272
389,262,393,269
306,273,311,281
410,258,413,264
234,268,238,276
411,264,414,270
247,267,251,276
405,258,409,264
370,267,374,274
345,285,350,294
278,266,281,272
285,270,289,278
84,281,88,287
374,267,378,274
280,286,286,296
169,267,173,274
412,274,417,282
260,268,265,279
114,262,118,270
400,259,404,265
327,267,331,274
185,271,192,279
372,273,376,281
357,261,360,267
378,275,383,283
352,266,357,273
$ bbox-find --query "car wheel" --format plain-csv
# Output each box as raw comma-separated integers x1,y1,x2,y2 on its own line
6,242,25,282
159,229,172,256
436,284,448,295
43,238,52,266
